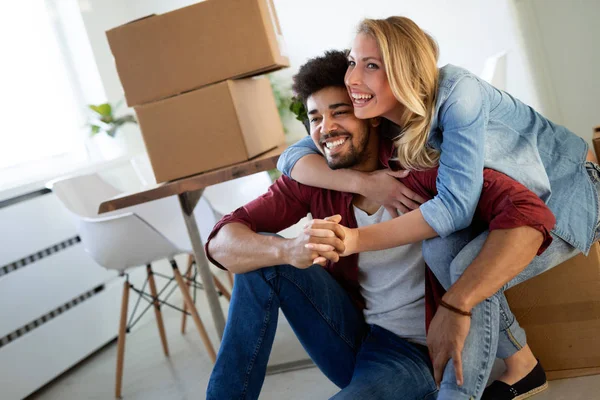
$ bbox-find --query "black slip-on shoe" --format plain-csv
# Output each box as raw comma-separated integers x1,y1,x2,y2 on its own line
482,360,548,400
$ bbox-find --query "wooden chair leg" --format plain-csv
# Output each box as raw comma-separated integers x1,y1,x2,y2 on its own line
172,261,217,362
115,277,130,399
212,273,231,302
147,264,169,357
181,254,194,334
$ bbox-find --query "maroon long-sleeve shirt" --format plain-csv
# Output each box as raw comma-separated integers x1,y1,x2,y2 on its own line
205,138,555,329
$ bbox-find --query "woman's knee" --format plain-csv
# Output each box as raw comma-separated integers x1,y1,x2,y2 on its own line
423,228,479,289
449,231,489,284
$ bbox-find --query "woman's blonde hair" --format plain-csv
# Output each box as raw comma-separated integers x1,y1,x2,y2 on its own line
358,16,440,170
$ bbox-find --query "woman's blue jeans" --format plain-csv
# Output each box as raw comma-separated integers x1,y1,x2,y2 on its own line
423,162,600,399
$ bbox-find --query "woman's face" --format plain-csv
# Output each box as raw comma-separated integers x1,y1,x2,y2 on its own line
345,33,399,120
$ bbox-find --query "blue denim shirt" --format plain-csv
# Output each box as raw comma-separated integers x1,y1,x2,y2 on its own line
278,64,598,254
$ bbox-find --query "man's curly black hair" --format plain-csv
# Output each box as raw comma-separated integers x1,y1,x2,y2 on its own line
292,50,349,106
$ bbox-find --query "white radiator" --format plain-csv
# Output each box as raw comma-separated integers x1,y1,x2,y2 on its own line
0,190,121,399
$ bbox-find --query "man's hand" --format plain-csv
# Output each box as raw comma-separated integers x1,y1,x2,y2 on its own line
304,215,359,261
427,305,471,388
285,217,346,268
360,169,426,217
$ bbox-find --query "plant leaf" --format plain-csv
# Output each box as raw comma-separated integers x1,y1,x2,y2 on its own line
88,103,112,117
90,125,101,135
289,97,308,122
96,103,112,117
88,104,101,116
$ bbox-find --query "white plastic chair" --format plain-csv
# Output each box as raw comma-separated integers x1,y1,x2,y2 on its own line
204,170,312,239
49,172,225,398
128,155,292,334
202,171,273,219
130,153,157,187
128,153,273,285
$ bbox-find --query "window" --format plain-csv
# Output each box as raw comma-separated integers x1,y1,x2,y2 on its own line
0,1,104,191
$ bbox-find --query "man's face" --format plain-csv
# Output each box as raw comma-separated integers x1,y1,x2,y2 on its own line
307,86,373,170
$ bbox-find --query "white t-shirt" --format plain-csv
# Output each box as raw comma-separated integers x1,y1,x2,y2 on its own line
353,205,427,345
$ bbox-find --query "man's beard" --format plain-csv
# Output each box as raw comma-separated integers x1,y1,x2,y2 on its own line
324,129,371,170
327,147,361,170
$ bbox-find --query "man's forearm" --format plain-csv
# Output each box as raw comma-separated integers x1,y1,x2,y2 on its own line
208,223,290,274
443,226,543,311
291,154,365,194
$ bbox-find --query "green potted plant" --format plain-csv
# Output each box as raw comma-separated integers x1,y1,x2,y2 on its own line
87,100,137,137
86,100,137,159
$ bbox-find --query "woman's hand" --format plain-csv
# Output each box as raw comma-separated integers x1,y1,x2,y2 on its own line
360,169,426,216
303,215,359,263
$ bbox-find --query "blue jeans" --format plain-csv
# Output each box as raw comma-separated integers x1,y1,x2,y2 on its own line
421,162,600,399
206,264,438,400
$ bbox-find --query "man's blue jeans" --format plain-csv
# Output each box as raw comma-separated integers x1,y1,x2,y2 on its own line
206,264,438,400
422,162,600,399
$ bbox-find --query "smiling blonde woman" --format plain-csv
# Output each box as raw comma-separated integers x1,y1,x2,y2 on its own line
278,16,600,400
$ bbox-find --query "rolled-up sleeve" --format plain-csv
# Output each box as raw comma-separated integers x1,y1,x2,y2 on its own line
204,177,311,269
277,136,321,177
420,76,487,237
478,169,556,255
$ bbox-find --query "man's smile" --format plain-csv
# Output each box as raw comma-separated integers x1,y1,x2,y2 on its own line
321,135,350,156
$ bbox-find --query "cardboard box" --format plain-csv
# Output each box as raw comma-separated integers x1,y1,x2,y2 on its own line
135,76,284,183
106,0,289,107
506,243,600,380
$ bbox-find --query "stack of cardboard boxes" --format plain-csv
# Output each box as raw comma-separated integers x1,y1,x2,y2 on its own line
106,0,288,183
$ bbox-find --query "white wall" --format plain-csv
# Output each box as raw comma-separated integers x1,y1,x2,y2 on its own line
271,0,547,138
515,0,600,148
274,0,541,105
79,0,588,146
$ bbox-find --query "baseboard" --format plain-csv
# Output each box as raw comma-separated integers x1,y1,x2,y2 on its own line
547,366,600,381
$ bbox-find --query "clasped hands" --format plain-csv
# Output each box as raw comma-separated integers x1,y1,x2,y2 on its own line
287,168,427,269
285,214,357,269
304,214,358,265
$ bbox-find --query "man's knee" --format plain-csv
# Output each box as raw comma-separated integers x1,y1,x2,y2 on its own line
234,263,294,284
